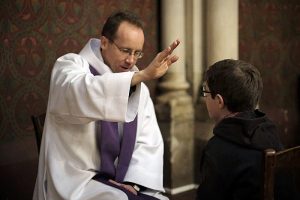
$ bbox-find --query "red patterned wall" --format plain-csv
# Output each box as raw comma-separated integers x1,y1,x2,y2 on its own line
239,0,300,147
0,1,158,199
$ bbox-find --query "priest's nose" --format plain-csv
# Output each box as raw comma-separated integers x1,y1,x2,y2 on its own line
125,54,136,65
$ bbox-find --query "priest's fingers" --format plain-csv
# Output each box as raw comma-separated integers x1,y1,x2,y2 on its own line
161,55,179,69
108,180,137,195
167,55,179,66
169,39,180,53
108,179,122,186
157,39,180,62
122,184,138,195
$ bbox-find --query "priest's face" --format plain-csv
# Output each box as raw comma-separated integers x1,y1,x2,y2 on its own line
101,21,144,73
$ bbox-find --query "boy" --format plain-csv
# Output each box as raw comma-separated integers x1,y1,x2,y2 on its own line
196,59,285,200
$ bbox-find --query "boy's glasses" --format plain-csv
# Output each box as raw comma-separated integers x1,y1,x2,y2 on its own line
200,85,211,97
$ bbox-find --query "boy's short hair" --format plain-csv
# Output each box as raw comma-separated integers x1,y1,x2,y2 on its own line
101,11,144,41
204,59,263,112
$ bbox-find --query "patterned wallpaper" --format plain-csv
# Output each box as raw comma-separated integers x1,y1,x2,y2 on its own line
0,0,158,146
239,0,300,147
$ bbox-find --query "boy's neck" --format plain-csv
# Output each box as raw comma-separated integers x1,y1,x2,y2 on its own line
223,112,240,119
216,110,240,123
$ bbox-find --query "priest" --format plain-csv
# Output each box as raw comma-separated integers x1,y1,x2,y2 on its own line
33,11,180,200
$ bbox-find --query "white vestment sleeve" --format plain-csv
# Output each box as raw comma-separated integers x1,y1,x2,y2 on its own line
49,53,139,123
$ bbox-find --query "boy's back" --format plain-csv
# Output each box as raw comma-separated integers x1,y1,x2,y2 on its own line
197,110,282,200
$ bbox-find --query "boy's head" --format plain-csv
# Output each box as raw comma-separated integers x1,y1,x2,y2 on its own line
202,59,263,121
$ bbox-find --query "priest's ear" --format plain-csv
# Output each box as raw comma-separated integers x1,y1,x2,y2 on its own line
100,36,109,49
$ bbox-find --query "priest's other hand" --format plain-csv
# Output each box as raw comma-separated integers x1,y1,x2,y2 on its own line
108,179,138,195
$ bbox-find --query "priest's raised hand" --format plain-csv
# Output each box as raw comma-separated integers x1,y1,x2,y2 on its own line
131,39,180,86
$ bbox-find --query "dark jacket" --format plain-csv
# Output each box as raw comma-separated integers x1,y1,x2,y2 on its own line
196,110,288,200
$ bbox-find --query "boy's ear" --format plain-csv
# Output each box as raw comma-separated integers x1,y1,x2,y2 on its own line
216,94,225,109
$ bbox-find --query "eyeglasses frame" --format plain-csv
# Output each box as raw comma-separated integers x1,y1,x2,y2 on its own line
200,85,212,97
109,39,144,59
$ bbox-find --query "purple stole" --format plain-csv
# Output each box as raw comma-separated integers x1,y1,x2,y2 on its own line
89,65,137,182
